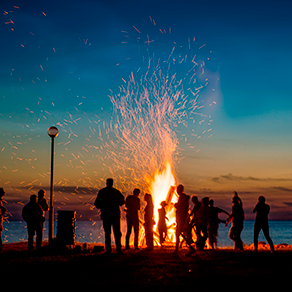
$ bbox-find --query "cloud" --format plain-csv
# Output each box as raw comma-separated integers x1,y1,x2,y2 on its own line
211,173,292,183
270,187,292,193
15,185,99,195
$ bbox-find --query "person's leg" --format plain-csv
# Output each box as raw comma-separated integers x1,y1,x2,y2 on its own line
27,225,35,251
125,222,132,249
234,226,244,251
262,224,275,252
254,224,261,251
103,219,112,253
0,230,3,250
36,225,43,249
133,222,139,249
175,222,183,251
113,219,122,253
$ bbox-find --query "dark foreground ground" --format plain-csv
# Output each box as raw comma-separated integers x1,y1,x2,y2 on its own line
1,242,291,290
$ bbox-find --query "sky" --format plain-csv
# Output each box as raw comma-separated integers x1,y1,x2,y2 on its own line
1,0,292,221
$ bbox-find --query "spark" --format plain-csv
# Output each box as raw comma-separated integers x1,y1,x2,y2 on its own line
133,26,141,33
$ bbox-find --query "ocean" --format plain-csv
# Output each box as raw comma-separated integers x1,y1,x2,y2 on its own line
2,220,292,248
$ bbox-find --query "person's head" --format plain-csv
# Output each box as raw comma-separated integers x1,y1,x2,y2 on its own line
133,188,140,197
0,188,5,198
30,194,37,203
144,193,153,204
258,196,266,204
202,197,210,206
177,184,184,196
191,195,198,204
38,189,45,199
160,201,167,208
232,195,240,204
106,178,114,187
209,199,214,207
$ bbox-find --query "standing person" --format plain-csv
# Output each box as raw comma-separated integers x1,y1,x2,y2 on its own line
37,189,49,213
187,195,201,244
37,189,49,245
94,178,125,254
158,201,168,245
22,195,44,251
144,193,155,250
208,199,230,249
174,184,195,253
253,196,275,252
195,197,212,250
125,188,141,250
0,188,7,251
226,192,244,251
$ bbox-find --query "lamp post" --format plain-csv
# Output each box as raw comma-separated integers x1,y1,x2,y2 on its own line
47,126,59,245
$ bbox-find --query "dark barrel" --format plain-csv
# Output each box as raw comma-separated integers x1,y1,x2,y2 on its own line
57,210,76,246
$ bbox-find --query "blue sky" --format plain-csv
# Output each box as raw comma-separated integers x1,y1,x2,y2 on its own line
1,0,292,220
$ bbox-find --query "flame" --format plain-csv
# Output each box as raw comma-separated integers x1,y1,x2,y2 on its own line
147,162,178,245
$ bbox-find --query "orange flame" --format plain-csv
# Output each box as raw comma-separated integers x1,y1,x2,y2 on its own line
146,162,178,245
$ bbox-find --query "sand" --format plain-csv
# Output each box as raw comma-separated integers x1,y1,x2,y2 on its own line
1,241,291,289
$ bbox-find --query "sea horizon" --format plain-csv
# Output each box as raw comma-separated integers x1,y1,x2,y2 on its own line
2,220,292,248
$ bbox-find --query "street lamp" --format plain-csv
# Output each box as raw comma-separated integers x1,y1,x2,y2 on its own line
47,126,59,245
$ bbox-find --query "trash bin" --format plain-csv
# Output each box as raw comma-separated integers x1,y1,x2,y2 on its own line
57,210,76,246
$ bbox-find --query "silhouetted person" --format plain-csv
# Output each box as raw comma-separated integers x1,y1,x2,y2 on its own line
174,184,195,253
195,197,211,250
22,195,44,251
186,195,201,244
38,189,49,213
37,189,48,245
253,196,275,252
226,192,244,251
208,199,229,249
0,188,7,251
94,178,125,254
144,193,154,250
158,201,168,245
125,188,141,250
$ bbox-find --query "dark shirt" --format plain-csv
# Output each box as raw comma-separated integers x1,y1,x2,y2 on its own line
231,203,244,227
0,198,7,230
94,186,124,220
144,203,154,227
210,206,225,225
158,207,167,229
196,205,212,226
22,201,44,227
175,193,190,223
253,203,270,225
125,195,140,224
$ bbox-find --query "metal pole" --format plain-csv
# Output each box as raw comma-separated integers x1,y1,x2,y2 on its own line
49,136,55,245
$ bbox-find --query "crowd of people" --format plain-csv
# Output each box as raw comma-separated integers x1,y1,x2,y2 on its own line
0,179,275,253
0,187,49,251
94,178,275,255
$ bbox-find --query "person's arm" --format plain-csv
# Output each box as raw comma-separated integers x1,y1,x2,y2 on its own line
225,211,233,226
253,203,258,214
22,206,28,222
218,207,230,216
94,192,101,209
43,199,49,212
0,205,7,215
118,191,125,206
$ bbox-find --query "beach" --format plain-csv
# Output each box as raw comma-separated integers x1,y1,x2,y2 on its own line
1,241,292,289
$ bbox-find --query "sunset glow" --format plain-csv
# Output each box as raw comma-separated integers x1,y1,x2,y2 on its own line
1,0,292,236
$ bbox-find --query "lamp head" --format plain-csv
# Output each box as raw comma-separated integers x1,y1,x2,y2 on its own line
47,126,59,138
